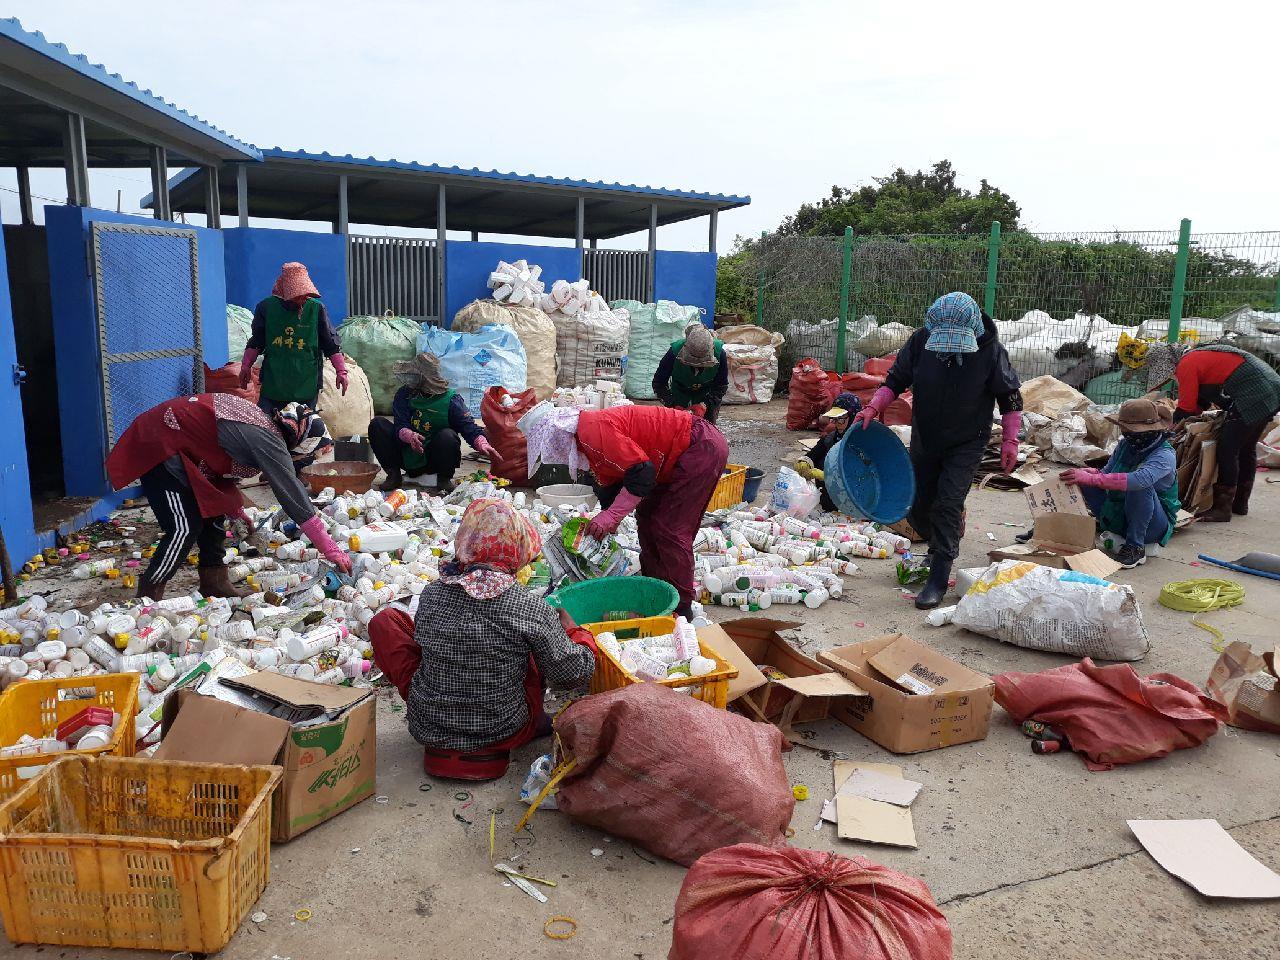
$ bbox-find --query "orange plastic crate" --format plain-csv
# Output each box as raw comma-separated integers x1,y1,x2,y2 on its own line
584,615,739,709
0,755,281,953
0,673,139,798
706,463,748,512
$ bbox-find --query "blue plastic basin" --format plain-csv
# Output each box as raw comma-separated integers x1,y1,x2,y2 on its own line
823,421,915,523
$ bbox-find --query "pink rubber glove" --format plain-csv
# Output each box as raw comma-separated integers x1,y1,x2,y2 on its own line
1059,468,1103,487
1091,471,1129,491
852,386,896,429
330,354,349,396
239,348,260,388
300,515,352,574
474,435,496,458
398,427,425,454
1000,411,1022,473
586,489,643,539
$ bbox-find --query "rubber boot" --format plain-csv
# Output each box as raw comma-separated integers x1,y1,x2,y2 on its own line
378,469,403,492
136,576,166,602
914,555,953,610
1233,471,1255,516
1198,483,1236,523
198,565,249,599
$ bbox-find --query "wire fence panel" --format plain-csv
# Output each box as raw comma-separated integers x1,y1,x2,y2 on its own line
735,224,1280,405
91,222,204,449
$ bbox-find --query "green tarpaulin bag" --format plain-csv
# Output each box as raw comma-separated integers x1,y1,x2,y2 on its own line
339,312,423,414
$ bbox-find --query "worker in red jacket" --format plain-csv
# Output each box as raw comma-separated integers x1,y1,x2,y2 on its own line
519,402,729,617
1169,344,1280,521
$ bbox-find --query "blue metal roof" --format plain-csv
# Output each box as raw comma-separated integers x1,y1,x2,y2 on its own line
255,147,750,206
0,17,260,162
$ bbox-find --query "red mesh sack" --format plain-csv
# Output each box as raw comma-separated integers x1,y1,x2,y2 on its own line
840,365,913,427
480,386,538,484
203,362,259,403
554,684,793,866
671,844,952,960
994,658,1227,771
786,358,834,431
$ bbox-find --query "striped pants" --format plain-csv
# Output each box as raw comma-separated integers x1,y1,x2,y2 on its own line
139,465,228,587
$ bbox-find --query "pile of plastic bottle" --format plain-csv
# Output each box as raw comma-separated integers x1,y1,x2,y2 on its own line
693,509,910,611
550,380,631,411
0,470,910,755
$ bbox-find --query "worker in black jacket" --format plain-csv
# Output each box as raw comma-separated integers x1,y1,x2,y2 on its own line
651,322,729,423
854,292,1023,609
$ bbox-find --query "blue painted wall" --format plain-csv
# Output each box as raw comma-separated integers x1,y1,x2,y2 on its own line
654,250,716,324
0,208,38,565
223,227,348,327
45,206,227,498
444,240,581,326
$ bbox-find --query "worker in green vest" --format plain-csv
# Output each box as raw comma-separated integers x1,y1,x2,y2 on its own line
239,261,348,415
368,353,497,492
652,321,729,423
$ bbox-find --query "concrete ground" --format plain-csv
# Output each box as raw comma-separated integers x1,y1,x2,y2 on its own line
9,399,1280,960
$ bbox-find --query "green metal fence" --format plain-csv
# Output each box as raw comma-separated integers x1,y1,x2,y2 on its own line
741,220,1280,405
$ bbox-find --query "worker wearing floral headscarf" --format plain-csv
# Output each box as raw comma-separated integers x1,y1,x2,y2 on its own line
241,262,349,416
518,400,730,618
367,498,596,781
854,292,1023,609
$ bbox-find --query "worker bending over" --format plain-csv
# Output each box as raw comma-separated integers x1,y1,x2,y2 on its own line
652,321,729,423
519,401,729,618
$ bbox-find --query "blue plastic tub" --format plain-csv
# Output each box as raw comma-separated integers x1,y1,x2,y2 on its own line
823,421,915,523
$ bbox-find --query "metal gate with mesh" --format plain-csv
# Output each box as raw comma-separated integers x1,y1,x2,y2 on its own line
347,234,438,320
91,222,204,448
584,249,649,303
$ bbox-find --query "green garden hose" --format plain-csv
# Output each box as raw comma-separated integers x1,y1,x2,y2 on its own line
1158,578,1246,651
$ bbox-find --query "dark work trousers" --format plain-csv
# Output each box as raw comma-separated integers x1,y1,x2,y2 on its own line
368,417,463,483
257,393,319,419
907,436,986,563
139,465,228,586
1214,409,1269,488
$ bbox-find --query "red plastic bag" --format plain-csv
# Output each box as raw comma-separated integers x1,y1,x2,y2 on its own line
671,844,952,960
203,362,259,403
480,386,538,484
994,658,1227,771
554,684,794,866
786,358,834,431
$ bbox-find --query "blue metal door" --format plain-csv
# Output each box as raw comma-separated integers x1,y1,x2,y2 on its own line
90,222,205,448
0,209,38,562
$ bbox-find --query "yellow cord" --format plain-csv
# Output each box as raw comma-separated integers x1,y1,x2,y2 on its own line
1158,578,1245,652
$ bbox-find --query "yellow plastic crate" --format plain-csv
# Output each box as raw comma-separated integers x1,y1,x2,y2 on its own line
584,615,739,709
0,755,282,953
706,463,748,512
0,673,139,798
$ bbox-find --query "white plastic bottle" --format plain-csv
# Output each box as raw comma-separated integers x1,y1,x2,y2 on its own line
287,624,348,662
72,559,117,579
672,617,700,660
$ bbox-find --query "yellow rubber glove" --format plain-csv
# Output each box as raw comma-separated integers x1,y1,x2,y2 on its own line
794,459,823,482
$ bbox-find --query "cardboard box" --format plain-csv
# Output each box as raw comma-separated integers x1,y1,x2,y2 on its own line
700,618,870,732
156,671,376,842
986,477,1120,578
818,634,994,753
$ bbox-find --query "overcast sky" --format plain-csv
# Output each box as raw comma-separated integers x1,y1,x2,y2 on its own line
2,0,1276,249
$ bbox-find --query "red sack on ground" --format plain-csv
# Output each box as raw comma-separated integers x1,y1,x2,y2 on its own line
480,386,538,484
994,658,1227,771
203,362,259,403
670,844,952,960
786,358,834,430
554,684,793,866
